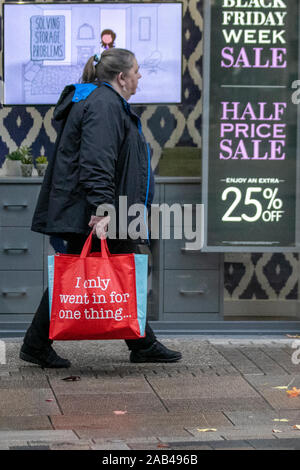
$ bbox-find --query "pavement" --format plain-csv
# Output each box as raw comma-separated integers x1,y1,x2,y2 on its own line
0,334,300,451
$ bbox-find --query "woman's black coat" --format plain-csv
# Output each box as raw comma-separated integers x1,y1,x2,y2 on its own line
31,83,153,241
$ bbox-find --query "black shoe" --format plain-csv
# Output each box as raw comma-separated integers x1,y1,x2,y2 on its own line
19,345,71,369
130,341,182,363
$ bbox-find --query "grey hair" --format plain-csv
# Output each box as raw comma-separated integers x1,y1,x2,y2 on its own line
81,48,135,84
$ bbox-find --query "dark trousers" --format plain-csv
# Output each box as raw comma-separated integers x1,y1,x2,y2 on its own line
23,235,157,353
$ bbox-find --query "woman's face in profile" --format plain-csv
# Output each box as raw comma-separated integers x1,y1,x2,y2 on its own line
123,58,141,99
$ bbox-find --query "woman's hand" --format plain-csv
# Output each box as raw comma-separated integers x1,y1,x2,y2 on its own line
88,215,110,239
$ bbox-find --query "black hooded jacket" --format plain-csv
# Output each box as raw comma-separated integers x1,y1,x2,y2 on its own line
31,82,154,241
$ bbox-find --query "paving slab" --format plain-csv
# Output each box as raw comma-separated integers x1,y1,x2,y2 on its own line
91,437,159,447
247,438,300,450
213,345,264,375
271,429,300,439
236,346,289,375
49,375,152,395
75,425,193,441
10,445,50,450
147,374,268,412
50,411,232,432
56,392,167,415
0,377,49,389
125,437,160,444
147,374,264,399
187,424,281,440
208,338,297,345
224,410,300,426
0,430,78,442
206,425,289,440
0,416,52,430
0,441,28,450
91,442,131,450
49,441,92,450
246,374,300,410
168,443,214,450
0,388,60,416
162,433,224,442
155,438,218,450
163,397,268,412
258,347,300,374
18,367,51,378
127,442,169,450
209,440,255,450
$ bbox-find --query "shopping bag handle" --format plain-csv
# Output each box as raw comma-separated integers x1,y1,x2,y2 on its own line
80,232,109,259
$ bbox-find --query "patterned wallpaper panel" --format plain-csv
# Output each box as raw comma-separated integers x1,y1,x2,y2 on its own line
224,253,298,301
0,0,298,302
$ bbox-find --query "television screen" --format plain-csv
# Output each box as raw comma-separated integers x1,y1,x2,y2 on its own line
3,2,182,105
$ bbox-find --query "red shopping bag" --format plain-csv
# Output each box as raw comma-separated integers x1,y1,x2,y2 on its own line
48,232,147,340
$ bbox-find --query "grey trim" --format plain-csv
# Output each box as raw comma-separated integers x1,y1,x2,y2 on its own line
296,0,300,249
0,177,43,183
0,316,298,338
155,177,202,184
202,0,211,253
150,321,300,335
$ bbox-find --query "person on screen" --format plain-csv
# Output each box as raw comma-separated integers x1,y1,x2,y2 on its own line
19,48,182,369
101,29,116,49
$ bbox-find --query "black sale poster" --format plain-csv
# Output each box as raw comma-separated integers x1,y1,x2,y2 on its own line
202,0,300,251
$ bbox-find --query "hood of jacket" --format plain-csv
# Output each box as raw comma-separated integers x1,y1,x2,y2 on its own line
53,83,98,121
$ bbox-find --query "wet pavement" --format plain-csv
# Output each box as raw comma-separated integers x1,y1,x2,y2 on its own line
0,335,300,450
